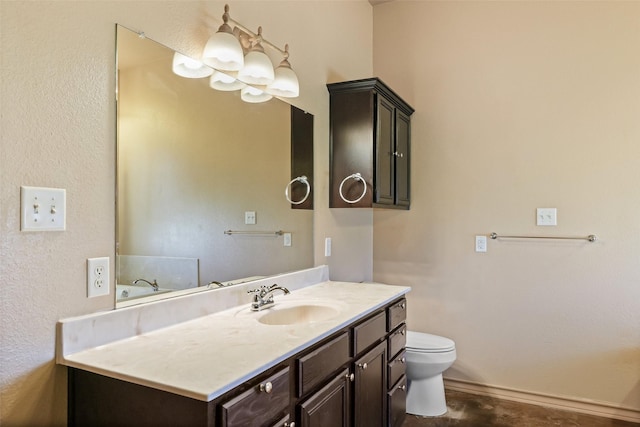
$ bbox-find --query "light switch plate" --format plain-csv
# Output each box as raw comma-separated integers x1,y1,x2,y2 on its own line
244,211,256,225
20,186,66,231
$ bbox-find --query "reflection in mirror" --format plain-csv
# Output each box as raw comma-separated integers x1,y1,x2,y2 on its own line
116,25,314,308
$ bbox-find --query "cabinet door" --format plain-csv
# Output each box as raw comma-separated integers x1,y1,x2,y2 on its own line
354,342,387,427
395,110,411,207
298,368,351,427
375,95,395,205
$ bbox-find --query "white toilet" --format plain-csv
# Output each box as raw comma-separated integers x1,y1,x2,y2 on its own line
405,331,457,417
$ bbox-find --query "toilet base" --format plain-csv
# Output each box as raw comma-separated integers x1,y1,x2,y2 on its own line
406,373,447,417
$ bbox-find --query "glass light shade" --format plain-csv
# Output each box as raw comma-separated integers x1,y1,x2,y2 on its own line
237,49,275,86
209,70,246,91
267,64,299,98
241,85,272,103
172,52,213,78
202,31,244,72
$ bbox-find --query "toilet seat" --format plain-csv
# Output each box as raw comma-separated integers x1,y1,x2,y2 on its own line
406,331,455,353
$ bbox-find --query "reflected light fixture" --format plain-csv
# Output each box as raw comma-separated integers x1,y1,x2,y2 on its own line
172,52,214,78
210,70,246,91
241,85,273,103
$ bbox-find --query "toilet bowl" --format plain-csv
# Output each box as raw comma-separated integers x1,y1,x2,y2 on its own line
405,331,456,417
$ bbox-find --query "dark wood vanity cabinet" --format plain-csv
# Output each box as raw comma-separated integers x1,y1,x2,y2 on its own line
327,78,414,209
67,298,407,427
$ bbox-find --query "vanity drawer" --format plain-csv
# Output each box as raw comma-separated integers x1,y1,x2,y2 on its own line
353,311,387,356
387,324,406,360
297,331,350,397
387,350,406,389
387,298,407,332
387,375,407,427
220,367,290,427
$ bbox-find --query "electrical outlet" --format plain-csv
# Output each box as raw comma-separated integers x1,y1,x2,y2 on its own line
537,208,557,226
87,257,109,298
475,235,487,253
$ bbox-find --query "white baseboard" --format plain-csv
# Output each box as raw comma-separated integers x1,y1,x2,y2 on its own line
444,378,640,424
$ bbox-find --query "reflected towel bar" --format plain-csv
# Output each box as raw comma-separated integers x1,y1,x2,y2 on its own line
224,230,284,236
490,232,597,242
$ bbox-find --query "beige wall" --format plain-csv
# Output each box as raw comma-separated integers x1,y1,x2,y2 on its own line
373,0,640,414
0,1,373,425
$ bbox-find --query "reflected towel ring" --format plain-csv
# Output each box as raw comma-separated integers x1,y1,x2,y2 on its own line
339,173,367,204
285,176,311,205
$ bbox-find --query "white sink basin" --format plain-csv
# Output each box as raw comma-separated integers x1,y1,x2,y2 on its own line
235,298,346,325
257,304,339,325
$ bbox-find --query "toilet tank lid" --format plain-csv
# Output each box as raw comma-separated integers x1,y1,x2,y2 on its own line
406,331,455,351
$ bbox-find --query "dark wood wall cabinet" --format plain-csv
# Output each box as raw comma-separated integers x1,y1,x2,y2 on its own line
68,297,408,427
328,78,414,209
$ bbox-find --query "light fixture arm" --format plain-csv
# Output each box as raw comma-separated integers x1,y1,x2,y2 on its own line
224,6,290,57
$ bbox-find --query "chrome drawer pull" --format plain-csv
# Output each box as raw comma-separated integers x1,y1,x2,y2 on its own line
284,422,295,427
401,357,406,364
400,329,405,336
358,362,368,370
259,382,273,393
346,373,355,382
399,302,406,309
399,384,406,391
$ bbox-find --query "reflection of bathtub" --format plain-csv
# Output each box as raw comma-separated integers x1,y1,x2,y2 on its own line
116,284,172,302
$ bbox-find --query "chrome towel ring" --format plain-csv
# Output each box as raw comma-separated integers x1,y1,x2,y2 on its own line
285,175,311,205
339,173,367,204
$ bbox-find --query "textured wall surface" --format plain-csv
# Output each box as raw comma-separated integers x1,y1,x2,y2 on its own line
0,2,373,425
372,0,640,414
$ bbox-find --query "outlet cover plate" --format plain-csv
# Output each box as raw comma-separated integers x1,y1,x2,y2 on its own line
87,257,109,298
537,208,557,226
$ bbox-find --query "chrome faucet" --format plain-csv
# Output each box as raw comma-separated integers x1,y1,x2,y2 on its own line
248,284,290,311
133,278,159,292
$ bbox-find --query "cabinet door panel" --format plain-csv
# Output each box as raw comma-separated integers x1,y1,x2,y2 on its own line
221,367,290,427
375,96,395,205
298,368,351,427
354,342,387,427
395,110,411,207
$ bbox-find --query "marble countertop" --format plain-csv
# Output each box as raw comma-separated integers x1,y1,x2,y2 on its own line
61,280,410,402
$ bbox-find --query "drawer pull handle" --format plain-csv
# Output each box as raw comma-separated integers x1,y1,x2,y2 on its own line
401,329,406,336
358,362,368,370
401,357,406,364
284,422,295,427
346,373,355,382
399,384,406,391
259,382,273,393
399,302,406,309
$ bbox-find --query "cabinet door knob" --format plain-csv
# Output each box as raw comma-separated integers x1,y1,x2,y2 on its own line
393,151,404,158
284,422,295,427
400,302,406,309
358,362,368,370
401,329,406,335
401,357,406,364
259,381,273,393
399,384,406,391
346,373,355,382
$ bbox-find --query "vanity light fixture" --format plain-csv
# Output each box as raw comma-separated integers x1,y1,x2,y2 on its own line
201,4,300,101
172,52,214,78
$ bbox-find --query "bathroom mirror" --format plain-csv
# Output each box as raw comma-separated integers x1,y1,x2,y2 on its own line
116,25,314,307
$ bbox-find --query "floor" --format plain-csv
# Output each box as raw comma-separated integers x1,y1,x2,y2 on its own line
402,390,640,427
